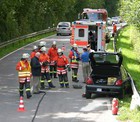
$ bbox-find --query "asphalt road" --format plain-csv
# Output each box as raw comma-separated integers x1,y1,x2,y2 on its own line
0,25,121,122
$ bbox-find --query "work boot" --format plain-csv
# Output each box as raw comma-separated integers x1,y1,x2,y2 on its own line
27,94,32,99
48,82,55,88
65,84,69,88
60,84,64,88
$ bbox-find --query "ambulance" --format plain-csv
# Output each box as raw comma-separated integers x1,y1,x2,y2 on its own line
70,20,107,52
70,8,109,52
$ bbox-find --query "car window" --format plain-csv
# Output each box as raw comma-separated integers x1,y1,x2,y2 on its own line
93,53,120,64
58,23,70,27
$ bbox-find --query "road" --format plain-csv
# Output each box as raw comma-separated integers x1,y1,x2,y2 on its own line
0,25,121,122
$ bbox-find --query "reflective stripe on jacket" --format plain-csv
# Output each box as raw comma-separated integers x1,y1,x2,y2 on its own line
16,60,31,80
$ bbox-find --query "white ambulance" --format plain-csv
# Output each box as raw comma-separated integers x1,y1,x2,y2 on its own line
70,20,107,52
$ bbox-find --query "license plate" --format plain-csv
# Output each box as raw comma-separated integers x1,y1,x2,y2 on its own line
97,88,102,92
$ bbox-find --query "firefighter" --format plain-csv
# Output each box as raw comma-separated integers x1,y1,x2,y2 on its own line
48,41,58,78
54,49,70,88
16,53,32,99
39,47,55,89
112,23,117,37
38,41,46,52
69,43,80,82
30,45,38,59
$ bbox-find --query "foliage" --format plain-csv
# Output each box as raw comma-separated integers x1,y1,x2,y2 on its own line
0,31,55,58
0,0,120,43
115,26,140,122
119,0,140,29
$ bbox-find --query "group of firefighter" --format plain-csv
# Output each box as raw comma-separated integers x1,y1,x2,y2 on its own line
16,23,117,99
16,41,81,99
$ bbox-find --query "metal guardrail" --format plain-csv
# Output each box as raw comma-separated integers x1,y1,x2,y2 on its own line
0,27,56,49
113,23,140,110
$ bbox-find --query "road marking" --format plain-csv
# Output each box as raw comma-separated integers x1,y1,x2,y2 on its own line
40,38,70,42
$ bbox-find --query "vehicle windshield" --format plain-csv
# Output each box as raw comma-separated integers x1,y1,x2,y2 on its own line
58,23,69,27
83,13,102,21
93,53,121,65
112,17,118,20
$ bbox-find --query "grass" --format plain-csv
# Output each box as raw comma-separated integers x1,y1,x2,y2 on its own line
113,26,140,122
0,31,55,58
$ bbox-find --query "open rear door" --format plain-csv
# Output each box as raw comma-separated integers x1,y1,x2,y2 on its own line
74,25,88,47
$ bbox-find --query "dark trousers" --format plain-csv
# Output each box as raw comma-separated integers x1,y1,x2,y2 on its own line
40,72,53,88
58,73,69,87
72,68,78,81
50,65,57,78
19,82,31,97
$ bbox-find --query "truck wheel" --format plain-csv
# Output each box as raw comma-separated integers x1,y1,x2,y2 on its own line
86,92,92,99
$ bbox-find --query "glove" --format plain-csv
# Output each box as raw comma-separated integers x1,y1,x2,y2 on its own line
42,61,49,67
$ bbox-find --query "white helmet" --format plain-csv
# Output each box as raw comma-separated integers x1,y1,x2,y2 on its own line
53,41,56,45
58,48,62,53
40,47,47,52
39,41,46,46
33,45,38,50
22,53,30,59
73,43,77,48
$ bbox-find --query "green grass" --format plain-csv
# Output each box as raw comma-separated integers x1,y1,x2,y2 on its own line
0,31,55,58
115,26,140,122
106,37,114,52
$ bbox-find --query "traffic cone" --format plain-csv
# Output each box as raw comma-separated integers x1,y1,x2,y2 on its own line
62,44,66,51
17,96,25,112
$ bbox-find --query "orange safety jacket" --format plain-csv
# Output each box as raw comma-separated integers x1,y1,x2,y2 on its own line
113,24,117,33
16,60,31,83
39,53,50,73
48,47,58,65
30,51,36,59
55,55,69,75
69,49,80,69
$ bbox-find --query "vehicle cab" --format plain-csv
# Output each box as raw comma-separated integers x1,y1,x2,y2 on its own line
80,8,108,22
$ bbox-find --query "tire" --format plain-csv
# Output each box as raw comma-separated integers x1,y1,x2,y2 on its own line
86,92,92,99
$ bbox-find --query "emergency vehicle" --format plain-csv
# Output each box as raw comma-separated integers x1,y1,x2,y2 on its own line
80,8,108,22
70,20,107,52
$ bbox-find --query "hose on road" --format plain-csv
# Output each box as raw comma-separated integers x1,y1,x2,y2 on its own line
31,91,46,122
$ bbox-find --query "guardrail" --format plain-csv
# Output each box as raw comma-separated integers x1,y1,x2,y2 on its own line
0,27,56,49
113,23,140,110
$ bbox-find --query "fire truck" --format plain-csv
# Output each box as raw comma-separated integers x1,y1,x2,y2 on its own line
80,8,108,22
70,8,109,52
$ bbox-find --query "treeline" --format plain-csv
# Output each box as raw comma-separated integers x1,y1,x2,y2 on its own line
0,0,119,42
119,0,140,62
119,0,140,29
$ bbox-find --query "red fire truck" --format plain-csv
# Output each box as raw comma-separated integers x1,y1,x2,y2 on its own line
80,8,108,22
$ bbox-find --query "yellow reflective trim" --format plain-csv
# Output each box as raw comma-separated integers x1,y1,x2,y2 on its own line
48,80,51,83
40,80,45,83
26,89,30,91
